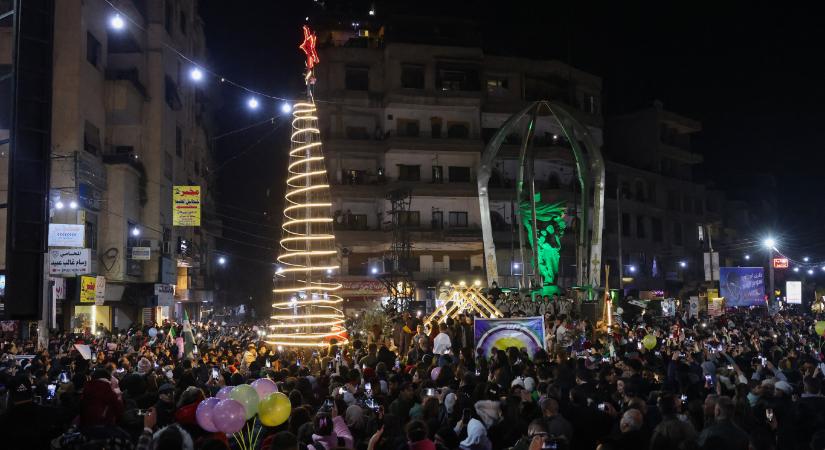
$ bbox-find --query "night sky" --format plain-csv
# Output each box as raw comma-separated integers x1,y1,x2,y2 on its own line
199,1,825,310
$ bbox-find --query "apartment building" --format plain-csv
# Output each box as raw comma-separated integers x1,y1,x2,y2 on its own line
312,18,604,309
0,0,219,331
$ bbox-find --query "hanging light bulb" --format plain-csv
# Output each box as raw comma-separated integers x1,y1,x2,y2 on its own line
110,14,125,30
247,97,259,110
190,67,204,81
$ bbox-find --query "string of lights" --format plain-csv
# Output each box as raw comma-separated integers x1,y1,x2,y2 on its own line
267,27,348,348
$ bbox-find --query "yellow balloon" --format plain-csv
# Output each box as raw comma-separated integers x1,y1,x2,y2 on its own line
642,334,657,350
815,321,825,337
258,392,291,427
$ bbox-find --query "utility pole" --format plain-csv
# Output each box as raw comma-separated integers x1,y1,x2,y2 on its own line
617,186,624,289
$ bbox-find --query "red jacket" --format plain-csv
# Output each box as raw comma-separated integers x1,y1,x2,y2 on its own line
80,378,124,428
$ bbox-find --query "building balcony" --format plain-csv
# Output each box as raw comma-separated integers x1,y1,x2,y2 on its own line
329,180,478,198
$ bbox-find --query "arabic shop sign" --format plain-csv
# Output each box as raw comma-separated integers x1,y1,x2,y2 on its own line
173,185,201,226
49,248,91,275
48,224,85,247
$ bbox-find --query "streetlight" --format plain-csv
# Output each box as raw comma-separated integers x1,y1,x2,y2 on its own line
679,261,687,268
55,200,64,210
110,14,125,30
629,265,637,273
69,200,78,209
247,98,259,110
131,227,140,237
281,102,292,114
218,256,226,266
793,267,800,273
764,236,776,305
190,67,204,81
808,269,815,275
744,254,750,261
804,256,810,262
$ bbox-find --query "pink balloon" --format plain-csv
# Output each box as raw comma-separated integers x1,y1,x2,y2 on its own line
196,398,221,432
250,378,278,399
212,399,246,434
431,366,441,381
216,386,234,400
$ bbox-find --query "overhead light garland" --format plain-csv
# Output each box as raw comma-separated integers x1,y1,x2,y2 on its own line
267,26,348,348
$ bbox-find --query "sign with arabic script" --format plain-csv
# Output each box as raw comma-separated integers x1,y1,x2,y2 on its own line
49,248,91,275
173,186,201,226
80,276,96,303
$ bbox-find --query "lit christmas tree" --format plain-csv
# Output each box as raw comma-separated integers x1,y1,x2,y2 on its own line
267,26,348,347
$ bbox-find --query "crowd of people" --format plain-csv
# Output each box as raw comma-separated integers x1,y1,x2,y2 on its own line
1,302,825,450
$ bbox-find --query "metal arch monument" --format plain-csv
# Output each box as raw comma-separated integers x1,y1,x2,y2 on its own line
478,101,606,298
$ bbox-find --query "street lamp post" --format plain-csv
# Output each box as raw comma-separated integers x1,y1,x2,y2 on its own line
764,237,776,307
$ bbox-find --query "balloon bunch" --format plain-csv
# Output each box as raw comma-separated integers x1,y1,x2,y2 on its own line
196,378,292,450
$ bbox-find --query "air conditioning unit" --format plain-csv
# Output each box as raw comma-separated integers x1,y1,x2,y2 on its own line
162,241,174,255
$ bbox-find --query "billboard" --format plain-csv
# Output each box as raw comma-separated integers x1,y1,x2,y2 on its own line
474,317,545,359
48,224,85,247
49,249,91,275
173,186,201,226
786,281,802,304
719,267,765,307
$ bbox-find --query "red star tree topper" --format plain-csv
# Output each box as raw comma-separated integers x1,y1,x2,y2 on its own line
299,25,319,69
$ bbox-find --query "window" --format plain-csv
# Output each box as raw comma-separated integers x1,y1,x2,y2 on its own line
707,196,717,212
164,152,173,179
694,198,703,215
398,211,420,227
449,212,468,228
647,181,657,204
448,166,471,183
343,169,366,185
345,126,369,139
635,180,645,202
436,65,480,91
175,126,183,157
83,121,101,155
673,222,683,246
401,64,424,89
164,0,174,34
636,215,646,239
349,214,367,230
432,166,443,183
430,117,442,138
404,256,421,272
179,11,187,35
398,164,420,181
431,211,443,229
683,195,692,213
605,173,617,199
451,257,471,271
486,77,508,94
621,213,630,237
651,217,663,242
345,66,369,91
447,122,469,139
85,218,98,252
582,94,598,114
621,181,632,199
86,32,101,67
165,76,182,110
396,119,420,137
667,190,680,210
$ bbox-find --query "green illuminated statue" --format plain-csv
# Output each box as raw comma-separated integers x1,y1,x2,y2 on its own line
519,193,566,296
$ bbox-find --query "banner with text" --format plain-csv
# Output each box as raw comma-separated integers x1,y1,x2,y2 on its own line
474,317,545,359
173,186,201,226
786,281,802,304
49,249,91,275
719,267,765,307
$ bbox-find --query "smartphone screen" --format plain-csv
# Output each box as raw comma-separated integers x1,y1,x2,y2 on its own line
47,384,57,400
211,368,219,379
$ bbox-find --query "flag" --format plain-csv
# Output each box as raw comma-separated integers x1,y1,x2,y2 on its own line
182,310,195,359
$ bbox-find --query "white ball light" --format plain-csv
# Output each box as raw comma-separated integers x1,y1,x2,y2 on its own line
247,98,259,109
281,102,292,113
110,14,125,30
190,67,203,81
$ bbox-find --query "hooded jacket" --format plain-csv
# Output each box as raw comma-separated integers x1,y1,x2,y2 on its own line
80,378,124,428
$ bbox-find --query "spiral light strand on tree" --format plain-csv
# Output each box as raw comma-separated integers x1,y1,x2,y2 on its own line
266,100,348,347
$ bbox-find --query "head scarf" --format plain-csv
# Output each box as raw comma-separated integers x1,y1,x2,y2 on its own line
460,418,487,448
